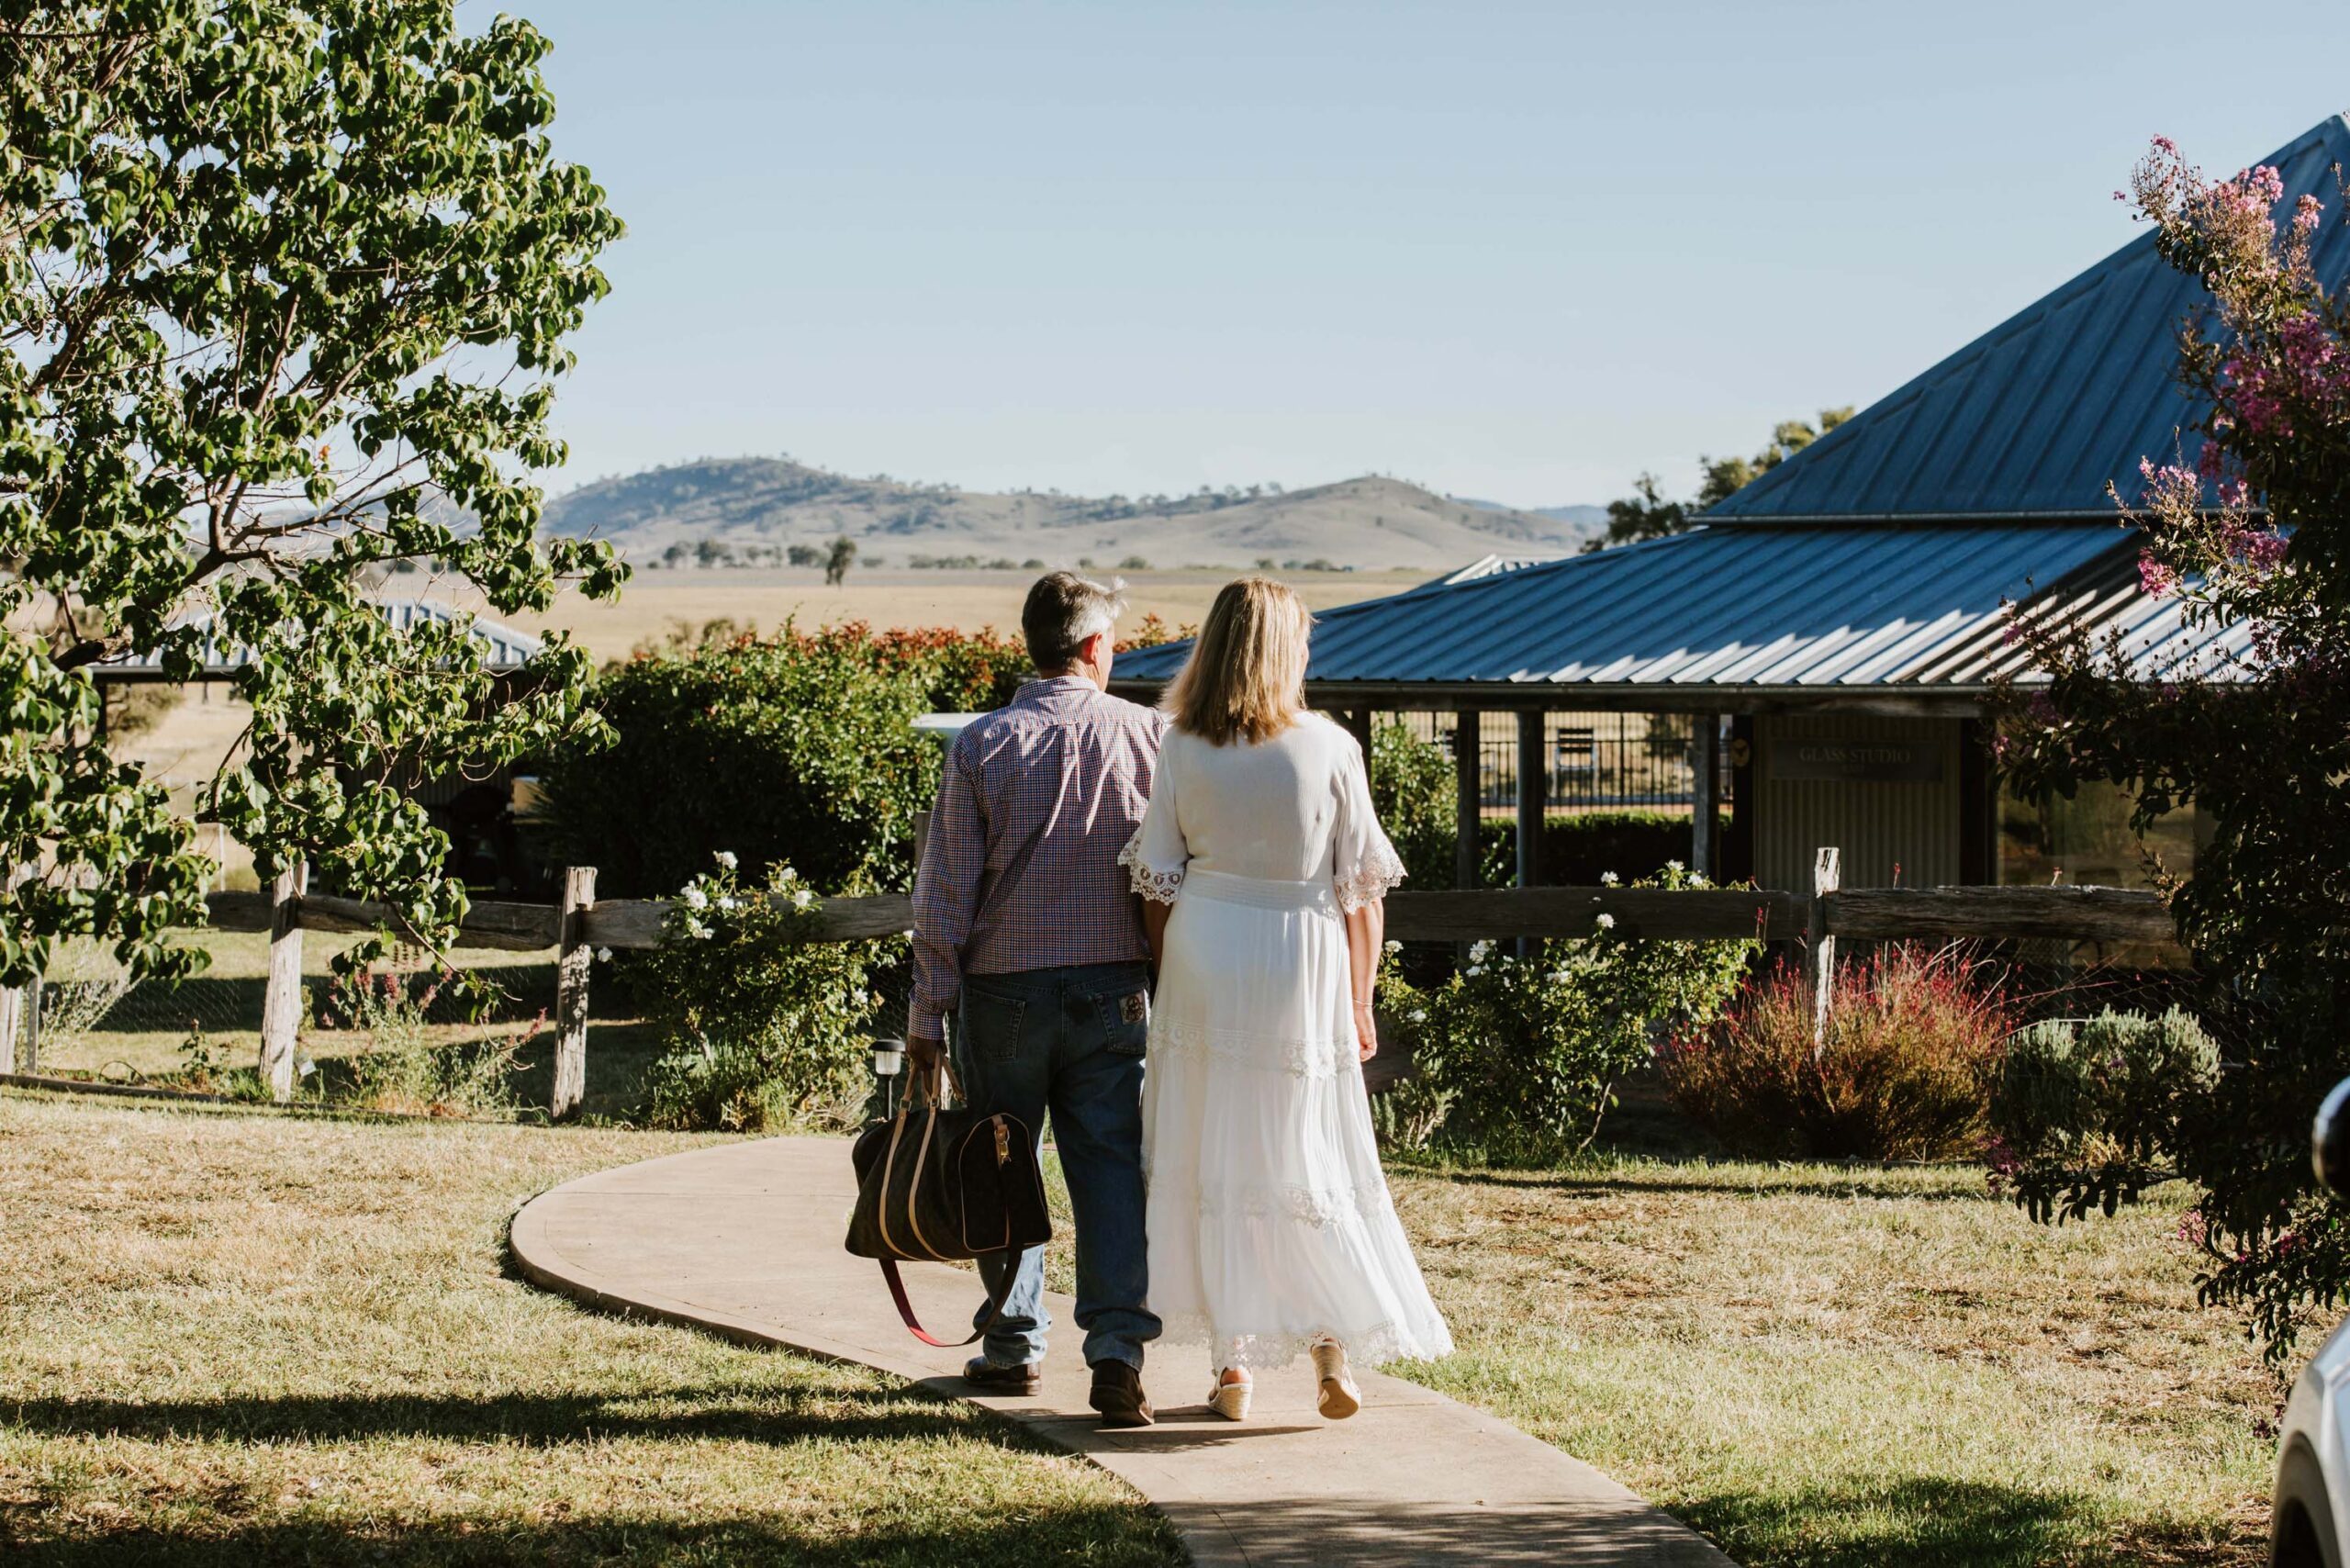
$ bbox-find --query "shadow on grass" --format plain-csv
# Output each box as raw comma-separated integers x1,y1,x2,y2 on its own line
0,1507,1182,1568
1680,1474,2243,1568
6,1382,1037,1449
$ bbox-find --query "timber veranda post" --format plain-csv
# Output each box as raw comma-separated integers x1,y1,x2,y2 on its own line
1515,710,1544,958
1691,713,1720,879
551,866,597,1121
1808,846,1841,1057
259,861,308,1102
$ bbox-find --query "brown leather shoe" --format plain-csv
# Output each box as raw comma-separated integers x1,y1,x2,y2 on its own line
963,1357,1042,1394
1089,1361,1154,1428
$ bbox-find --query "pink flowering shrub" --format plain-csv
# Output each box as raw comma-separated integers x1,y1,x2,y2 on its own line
1996,135,2350,1361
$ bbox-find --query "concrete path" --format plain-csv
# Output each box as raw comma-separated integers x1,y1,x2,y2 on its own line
509,1137,1732,1568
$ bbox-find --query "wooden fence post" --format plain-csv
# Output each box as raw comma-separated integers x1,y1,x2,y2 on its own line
259,862,308,1102
1808,846,1840,1056
551,866,596,1121
0,985,18,1076
21,976,39,1075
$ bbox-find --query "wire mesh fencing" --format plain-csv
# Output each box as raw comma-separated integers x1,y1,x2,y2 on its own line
1392,711,1732,814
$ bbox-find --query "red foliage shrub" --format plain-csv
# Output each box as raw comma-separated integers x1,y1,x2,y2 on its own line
1662,945,2012,1160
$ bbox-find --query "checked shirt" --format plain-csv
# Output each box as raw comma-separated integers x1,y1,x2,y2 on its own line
909,675,1168,1044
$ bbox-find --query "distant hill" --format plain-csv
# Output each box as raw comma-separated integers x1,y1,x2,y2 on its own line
541,457,1605,570
1454,497,1609,529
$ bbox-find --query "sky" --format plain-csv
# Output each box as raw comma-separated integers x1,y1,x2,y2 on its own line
514,0,2350,510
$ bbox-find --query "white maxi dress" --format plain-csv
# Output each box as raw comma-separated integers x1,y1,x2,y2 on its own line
1120,714,1453,1371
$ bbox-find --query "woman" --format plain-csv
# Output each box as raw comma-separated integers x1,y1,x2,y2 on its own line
1120,576,1452,1421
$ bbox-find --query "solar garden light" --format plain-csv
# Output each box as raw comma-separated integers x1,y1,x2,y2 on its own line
871,1036,905,1116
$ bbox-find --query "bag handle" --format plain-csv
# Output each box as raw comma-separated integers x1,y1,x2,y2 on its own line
878,1250,1022,1349
911,1056,967,1111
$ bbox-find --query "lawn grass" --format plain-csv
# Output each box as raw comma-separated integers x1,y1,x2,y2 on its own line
0,1091,1182,1567
1382,1153,2274,1567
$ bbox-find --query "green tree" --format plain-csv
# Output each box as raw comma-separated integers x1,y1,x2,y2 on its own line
1996,140,2349,1360
1585,408,1854,554
823,534,857,587
0,2,625,983
1695,407,1854,509
1584,473,1689,553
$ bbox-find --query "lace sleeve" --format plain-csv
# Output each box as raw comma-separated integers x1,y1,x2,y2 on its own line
1334,834,1405,913
1118,826,1185,904
1331,733,1405,913
1120,744,1188,903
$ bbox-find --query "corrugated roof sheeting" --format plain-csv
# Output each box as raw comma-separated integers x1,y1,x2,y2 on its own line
1711,115,2350,522
106,598,544,675
1116,521,2152,690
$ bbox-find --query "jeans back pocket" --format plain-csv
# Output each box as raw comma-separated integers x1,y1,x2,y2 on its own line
961,984,1029,1064
1091,987,1151,1058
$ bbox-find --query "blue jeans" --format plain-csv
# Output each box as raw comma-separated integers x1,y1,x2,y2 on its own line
955,959,1159,1372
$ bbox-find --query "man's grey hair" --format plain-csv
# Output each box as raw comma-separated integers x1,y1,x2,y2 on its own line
1022,570,1127,671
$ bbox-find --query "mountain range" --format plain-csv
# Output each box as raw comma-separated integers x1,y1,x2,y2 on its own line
540,457,1606,570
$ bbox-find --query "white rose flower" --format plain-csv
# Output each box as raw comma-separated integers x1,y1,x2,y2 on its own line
717,895,738,910
1383,939,1402,954
1599,870,1620,886
595,947,612,963
1689,872,1708,888
1595,913,1617,930
1469,939,1492,962
1465,965,1483,977
1665,858,1684,873
680,885,709,910
715,850,737,869
776,866,798,883
790,888,816,911
1409,1010,1428,1023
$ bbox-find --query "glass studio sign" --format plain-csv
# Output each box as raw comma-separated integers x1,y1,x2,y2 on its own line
1766,738,1945,784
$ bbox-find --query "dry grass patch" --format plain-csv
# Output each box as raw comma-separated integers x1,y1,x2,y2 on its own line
1384,1157,2275,1567
0,1092,1181,1567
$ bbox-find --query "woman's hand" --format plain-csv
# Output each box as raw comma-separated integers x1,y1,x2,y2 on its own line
1351,999,1378,1061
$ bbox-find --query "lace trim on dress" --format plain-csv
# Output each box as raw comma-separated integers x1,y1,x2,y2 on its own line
1148,1017,1359,1080
1172,1175,1395,1228
1153,1310,1452,1372
1333,836,1407,913
1117,825,1184,904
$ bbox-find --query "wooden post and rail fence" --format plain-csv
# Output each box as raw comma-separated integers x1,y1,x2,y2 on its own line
0,848,2180,1119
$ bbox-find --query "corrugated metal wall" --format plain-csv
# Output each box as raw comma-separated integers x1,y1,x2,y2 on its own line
1753,715,1962,892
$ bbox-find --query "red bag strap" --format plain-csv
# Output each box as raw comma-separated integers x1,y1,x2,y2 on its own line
878,1251,1021,1349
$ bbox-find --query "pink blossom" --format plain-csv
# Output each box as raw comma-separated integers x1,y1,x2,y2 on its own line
2137,551,2180,599
2296,193,2324,234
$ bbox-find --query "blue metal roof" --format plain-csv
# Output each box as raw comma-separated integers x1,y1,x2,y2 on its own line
1115,520,2255,696
1115,521,2150,691
1711,115,2350,521
105,599,544,678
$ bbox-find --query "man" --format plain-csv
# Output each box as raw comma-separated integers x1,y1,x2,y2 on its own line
910,571,1165,1428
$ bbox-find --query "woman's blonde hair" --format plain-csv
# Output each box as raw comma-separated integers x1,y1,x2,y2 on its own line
1164,576,1313,745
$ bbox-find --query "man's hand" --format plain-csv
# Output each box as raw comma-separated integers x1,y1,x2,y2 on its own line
909,1034,944,1075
